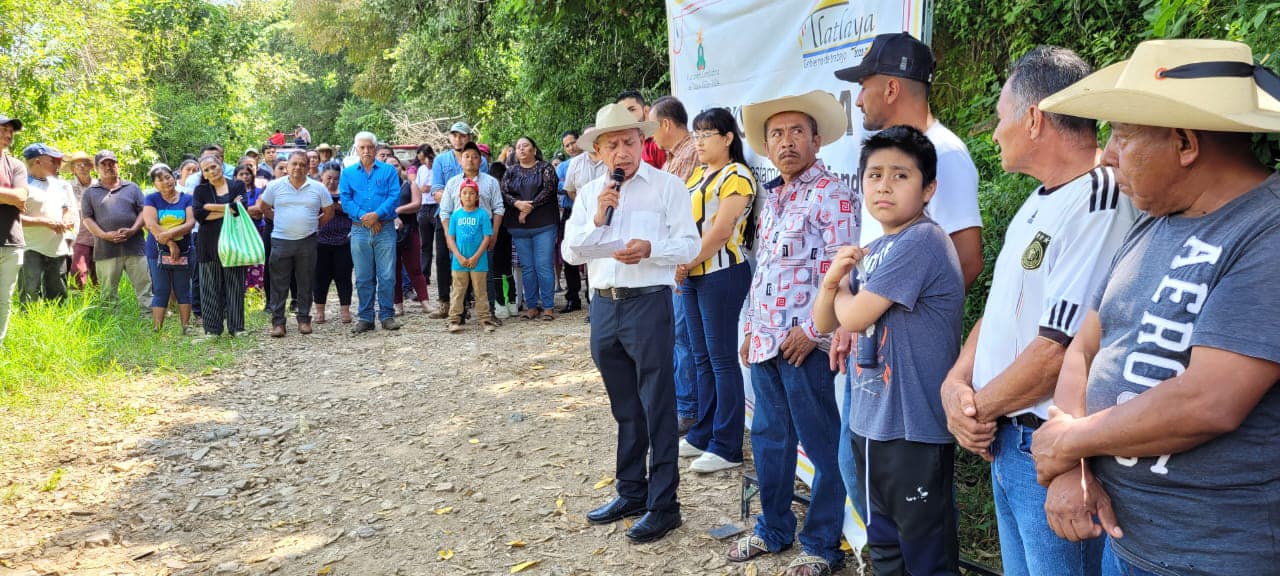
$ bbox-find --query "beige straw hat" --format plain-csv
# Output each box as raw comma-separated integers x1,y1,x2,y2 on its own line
581,103,659,147
741,90,848,156
1040,39,1280,132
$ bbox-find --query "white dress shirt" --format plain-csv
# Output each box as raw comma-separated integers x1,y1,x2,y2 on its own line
561,162,699,289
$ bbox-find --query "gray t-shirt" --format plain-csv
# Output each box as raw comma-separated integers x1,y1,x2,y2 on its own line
849,217,964,444
1087,173,1280,576
81,180,145,259
261,177,331,241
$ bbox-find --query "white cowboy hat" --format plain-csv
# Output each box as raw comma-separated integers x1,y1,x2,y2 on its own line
582,103,658,147
1040,39,1280,133
741,90,847,157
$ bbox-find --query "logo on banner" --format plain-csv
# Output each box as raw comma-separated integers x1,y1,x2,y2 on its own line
684,27,721,90
799,0,877,68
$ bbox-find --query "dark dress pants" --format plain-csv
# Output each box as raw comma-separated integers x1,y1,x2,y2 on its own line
268,235,317,326
588,287,680,513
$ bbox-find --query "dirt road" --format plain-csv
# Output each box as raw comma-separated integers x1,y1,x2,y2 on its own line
1,304,831,576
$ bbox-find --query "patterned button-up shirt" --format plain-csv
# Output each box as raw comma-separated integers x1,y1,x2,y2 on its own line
743,160,859,364
662,135,698,182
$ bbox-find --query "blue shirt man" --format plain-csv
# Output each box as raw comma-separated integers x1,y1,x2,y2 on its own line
338,132,402,332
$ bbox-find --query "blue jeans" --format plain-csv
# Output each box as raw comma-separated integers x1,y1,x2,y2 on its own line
838,370,869,522
681,262,749,462
993,422,1103,576
1102,539,1163,576
350,224,397,323
147,256,192,307
673,289,697,420
509,224,557,310
749,352,846,565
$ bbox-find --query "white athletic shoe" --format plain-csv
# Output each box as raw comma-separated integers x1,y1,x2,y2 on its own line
689,451,742,474
678,437,705,458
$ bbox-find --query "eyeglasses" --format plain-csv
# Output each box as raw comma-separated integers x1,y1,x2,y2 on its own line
691,130,724,141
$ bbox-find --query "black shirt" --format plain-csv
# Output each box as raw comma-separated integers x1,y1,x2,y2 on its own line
193,179,248,264
500,161,559,229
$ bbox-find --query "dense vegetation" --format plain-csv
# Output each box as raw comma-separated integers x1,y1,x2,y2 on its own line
4,0,1279,568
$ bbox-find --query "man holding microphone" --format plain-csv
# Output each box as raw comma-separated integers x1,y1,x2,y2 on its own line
562,102,700,544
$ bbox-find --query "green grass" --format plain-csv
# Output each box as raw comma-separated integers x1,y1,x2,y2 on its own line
0,281,267,409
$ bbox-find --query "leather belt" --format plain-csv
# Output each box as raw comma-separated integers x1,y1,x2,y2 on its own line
998,413,1045,428
594,285,667,300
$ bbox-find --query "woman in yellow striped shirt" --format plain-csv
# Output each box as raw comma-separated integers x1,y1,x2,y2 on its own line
675,107,756,474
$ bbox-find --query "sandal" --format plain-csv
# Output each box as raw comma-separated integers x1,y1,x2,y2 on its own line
541,310,555,321
784,553,839,576
726,535,778,562
520,309,540,320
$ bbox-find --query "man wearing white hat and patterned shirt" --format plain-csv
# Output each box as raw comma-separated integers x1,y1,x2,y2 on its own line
728,91,857,576
0,113,27,346
940,46,1139,576
563,103,699,544
1027,39,1280,576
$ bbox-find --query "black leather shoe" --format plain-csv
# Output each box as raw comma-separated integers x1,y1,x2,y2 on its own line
625,509,683,543
559,301,582,314
586,497,646,525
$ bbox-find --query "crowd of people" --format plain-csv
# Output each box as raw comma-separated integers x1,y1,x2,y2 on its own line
0,33,1277,576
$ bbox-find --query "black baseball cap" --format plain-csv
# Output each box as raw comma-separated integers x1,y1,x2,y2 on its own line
0,114,22,131
834,32,935,85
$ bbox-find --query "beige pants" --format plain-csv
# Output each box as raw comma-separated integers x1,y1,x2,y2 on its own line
449,270,491,324
96,255,152,308
0,247,21,345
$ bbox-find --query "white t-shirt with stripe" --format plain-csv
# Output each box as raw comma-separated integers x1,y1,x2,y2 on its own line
972,166,1139,419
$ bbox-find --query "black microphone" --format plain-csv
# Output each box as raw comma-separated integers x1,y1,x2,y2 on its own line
604,168,625,226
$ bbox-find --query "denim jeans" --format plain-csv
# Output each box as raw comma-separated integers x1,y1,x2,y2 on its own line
350,224,397,323
1101,539,1163,576
681,262,749,462
992,422,1103,576
509,224,557,310
673,289,697,420
749,352,846,565
147,256,192,307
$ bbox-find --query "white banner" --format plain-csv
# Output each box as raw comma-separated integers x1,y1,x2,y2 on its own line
666,0,932,553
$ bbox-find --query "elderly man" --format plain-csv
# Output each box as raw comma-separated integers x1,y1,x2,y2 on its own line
730,91,856,576
563,103,699,544
339,131,402,333
939,46,1138,576
616,90,667,169
82,151,151,307
0,114,27,345
65,151,97,287
1026,39,1280,576
19,144,77,302
645,95,700,434
257,152,334,337
429,122,489,315
834,32,983,287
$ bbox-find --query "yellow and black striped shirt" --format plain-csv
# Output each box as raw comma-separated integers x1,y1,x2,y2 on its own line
686,162,756,276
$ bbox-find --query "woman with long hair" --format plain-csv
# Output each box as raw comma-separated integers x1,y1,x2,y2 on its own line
192,155,250,338
386,155,431,314
500,136,559,320
676,107,756,474
141,163,196,332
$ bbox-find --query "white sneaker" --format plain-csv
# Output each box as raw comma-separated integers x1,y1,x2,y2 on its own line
678,438,705,458
689,451,742,474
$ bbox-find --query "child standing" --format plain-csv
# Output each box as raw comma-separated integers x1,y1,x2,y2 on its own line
446,178,496,333
813,125,966,576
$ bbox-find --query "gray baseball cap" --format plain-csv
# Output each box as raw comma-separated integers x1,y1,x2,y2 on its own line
449,121,473,135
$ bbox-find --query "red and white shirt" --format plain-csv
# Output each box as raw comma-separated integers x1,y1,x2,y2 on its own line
743,160,858,363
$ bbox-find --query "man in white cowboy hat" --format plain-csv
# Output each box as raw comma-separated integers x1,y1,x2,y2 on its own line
728,90,857,576
940,45,1140,576
562,102,699,544
1026,39,1280,576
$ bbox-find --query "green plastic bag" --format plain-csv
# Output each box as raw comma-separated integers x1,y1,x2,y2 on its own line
217,201,265,267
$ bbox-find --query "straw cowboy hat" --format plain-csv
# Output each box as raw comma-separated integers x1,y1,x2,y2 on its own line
582,103,659,147
1040,39,1280,132
741,90,847,157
